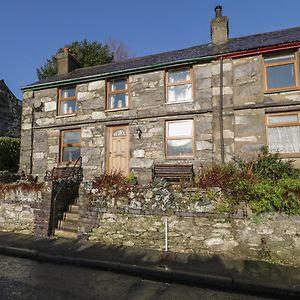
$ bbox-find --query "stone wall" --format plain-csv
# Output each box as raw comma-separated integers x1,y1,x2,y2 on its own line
0,182,52,236
79,181,300,267
88,211,300,267
0,80,21,137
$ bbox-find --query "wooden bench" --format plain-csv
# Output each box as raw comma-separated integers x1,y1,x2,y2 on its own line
153,164,194,182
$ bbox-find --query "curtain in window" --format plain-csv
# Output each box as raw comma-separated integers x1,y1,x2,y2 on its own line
268,126,300,153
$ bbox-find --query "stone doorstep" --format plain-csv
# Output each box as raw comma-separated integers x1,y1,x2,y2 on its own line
59,219,79,231
64,212,79,221
54,229,78,240
68,204,79,214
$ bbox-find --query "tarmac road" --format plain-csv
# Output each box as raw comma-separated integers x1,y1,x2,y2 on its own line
0,254,276,300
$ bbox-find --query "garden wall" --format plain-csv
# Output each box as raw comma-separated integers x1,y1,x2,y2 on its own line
81,180,300,267
87,210,300,267
0,182,52,236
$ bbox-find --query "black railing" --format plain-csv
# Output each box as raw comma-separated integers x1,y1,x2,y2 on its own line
48,157,82,236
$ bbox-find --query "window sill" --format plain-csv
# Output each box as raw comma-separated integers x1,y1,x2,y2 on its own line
56,113,77,119
165,100,193,105
165,156,194,160
264,87,300,94
105,108,129,112
278,153,300,158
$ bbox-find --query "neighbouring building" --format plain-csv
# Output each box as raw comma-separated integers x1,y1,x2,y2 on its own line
20,6,300,183
0,80,21,137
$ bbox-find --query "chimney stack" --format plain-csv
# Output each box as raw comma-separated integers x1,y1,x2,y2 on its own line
210,5,229,44
56,48,81,75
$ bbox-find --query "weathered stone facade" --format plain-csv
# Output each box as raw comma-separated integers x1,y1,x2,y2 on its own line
0,80,21,137
20,52,300,181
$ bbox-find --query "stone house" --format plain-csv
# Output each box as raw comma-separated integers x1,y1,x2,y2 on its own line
20,6,300,183
0,80,21,138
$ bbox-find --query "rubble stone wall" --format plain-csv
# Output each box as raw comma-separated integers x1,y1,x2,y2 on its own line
0,182,52,236
88,211,300,267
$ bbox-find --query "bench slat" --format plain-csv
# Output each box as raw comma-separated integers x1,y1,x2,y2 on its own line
153,164,194,181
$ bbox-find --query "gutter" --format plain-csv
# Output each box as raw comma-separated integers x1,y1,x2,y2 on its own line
222,41,300,59
21,56,214,91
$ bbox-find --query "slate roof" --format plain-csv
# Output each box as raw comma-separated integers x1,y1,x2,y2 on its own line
26,26,300,88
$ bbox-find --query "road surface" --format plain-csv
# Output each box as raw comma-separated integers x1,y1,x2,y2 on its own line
0,254,276,299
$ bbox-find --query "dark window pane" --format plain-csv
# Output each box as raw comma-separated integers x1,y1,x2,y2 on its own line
108,93,128,109
63,147,80,162
110,80,127,91
266,64,295,89
167,139,193,157
60,100,77,114
64,131,80,144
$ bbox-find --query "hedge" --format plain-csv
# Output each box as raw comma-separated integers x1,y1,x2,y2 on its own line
0,137,20,172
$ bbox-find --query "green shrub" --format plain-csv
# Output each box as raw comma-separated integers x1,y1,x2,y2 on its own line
125,172,138,185
0,137,20,172
0,171,20,183
237,146,300,181
250,178,300,215
196,147,300,215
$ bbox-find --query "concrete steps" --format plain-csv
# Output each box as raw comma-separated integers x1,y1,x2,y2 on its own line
55,204,80,239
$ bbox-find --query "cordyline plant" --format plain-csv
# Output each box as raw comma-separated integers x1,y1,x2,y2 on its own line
92,171,137,197
0,182,44,195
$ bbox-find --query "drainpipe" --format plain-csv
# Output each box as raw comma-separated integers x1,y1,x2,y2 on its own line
29,102,44,175
219,56,225,164
29,108,34,175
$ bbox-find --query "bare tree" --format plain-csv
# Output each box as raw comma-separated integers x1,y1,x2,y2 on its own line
107,38,134,62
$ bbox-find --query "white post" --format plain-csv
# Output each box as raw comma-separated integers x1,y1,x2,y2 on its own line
164,216,168,252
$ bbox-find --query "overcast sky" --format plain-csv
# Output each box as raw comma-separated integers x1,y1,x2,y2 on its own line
2,0,300,99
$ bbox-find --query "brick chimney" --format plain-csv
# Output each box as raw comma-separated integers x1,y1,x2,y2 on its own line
56,48,81,75
210,5,229,44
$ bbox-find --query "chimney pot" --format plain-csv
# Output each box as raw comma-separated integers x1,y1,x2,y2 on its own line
215,5,222,17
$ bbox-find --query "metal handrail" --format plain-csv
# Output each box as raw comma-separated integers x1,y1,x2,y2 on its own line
50,156,82,236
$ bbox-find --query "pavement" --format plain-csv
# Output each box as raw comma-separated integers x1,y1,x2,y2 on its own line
0,232,299,299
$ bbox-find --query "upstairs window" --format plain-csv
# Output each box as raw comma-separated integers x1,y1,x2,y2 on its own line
165,120,194,158
264,52,299,92
266,112,300,156
60,129,81,163
107,78,129,110
58,86,77,115
166,68,192,103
